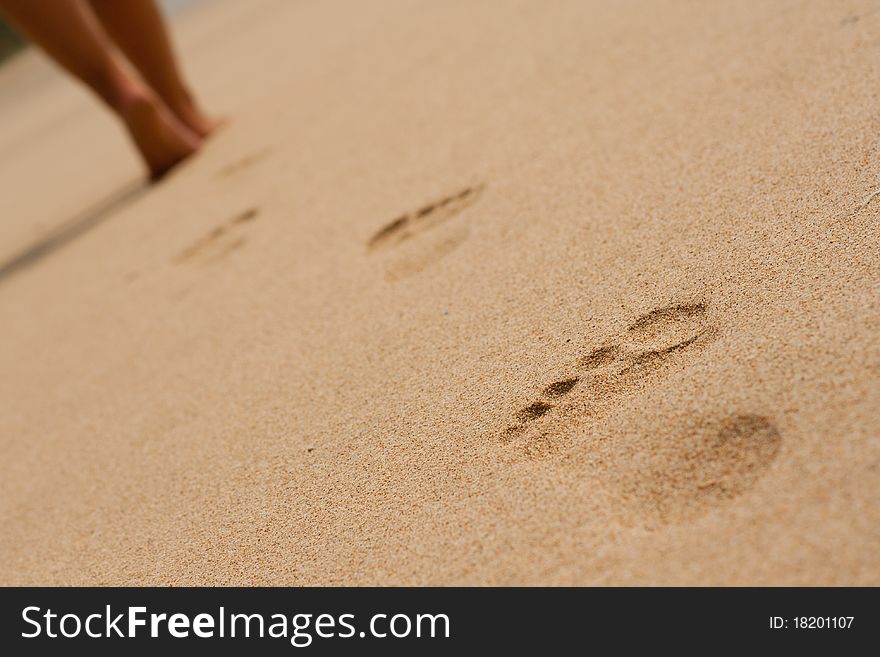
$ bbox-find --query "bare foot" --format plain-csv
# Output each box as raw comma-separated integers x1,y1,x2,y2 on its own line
167,95,226,140
178,108,226,140
119,91,202,181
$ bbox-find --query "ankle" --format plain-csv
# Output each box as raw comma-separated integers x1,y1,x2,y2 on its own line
149,81,194,114
102,80,154,117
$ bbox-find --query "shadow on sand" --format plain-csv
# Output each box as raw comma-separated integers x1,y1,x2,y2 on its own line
0,180,148,285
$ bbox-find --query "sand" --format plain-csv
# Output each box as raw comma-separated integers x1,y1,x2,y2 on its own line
0,0,878,585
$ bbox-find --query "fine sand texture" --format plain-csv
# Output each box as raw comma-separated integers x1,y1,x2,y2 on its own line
0,0,878,585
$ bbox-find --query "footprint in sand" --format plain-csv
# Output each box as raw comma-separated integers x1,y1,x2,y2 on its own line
367,184,484,281
215,148,273,179
617,413,782,525
173,207,259,265
502,302,718,458
496,302,782,523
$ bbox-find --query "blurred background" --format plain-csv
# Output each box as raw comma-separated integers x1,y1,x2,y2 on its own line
0,16,24,63
0,0,203,64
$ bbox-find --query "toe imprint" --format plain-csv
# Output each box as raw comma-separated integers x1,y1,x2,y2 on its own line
579,345,621,370
543,377,580,397
517,401,554,422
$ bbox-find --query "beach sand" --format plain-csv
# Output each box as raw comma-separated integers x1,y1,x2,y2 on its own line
0,0,878,585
